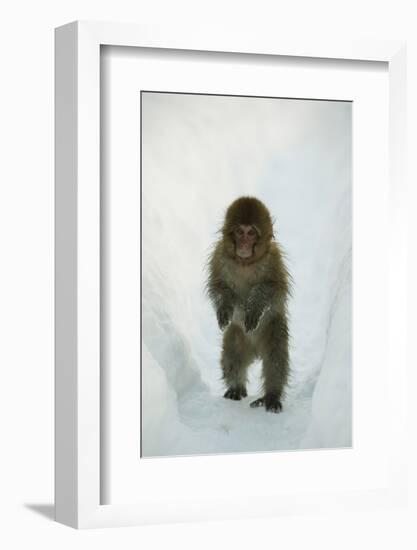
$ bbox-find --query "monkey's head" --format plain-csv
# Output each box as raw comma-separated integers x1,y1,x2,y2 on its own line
222,196,273,264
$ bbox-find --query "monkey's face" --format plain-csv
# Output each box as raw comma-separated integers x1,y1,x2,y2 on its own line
222,196,273,264
233,224,259,260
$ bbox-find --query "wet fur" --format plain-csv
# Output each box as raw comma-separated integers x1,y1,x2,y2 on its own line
206,197,291,413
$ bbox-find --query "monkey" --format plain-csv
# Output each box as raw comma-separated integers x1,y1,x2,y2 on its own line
206,196,290,413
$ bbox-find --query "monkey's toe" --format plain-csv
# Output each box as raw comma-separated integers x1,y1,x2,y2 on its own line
224,387,247,401
265,393,282,413
250,395,282,413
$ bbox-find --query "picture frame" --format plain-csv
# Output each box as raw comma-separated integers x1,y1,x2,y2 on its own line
55,21,407,529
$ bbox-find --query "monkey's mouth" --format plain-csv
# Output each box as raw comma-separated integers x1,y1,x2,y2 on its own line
236,248,254,261
236,250,253,259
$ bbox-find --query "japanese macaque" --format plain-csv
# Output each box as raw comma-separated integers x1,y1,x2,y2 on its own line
206,197,290,413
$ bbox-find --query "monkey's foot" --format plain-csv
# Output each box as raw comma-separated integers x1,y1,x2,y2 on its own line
250,394,282,413
224,386,247,401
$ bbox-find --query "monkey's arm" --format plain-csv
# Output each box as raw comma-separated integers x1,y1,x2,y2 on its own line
207,279,236,330
245,282,283,332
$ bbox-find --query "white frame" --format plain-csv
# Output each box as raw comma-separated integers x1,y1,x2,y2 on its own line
55,21,407,529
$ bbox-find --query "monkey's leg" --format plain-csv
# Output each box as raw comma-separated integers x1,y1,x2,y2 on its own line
221,323,255,401
252,315,289,413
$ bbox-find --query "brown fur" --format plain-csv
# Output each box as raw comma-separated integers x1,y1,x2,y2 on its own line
206,196,290,412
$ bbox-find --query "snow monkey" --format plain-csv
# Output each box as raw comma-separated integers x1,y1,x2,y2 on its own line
206,197,290,413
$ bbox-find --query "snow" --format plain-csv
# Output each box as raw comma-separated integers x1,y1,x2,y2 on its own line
141,92,352,457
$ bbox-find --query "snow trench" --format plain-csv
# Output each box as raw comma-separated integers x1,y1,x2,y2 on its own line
142,240,352,458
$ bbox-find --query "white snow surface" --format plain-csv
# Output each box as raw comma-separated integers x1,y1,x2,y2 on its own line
141,92,352,457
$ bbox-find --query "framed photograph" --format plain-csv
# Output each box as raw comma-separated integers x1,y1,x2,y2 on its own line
55,21,407,528
138,90,352,458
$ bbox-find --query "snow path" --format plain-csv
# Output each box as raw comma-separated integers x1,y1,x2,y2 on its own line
175,378,314,456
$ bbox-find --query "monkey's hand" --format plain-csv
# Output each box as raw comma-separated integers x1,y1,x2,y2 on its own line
216,304,233,330
244,305,264,332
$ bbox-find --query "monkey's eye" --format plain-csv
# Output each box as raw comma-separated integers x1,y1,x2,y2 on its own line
235,227,244,236
248,228,256,237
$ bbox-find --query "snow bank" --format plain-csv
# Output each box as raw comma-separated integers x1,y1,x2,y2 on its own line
301,253,352,449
